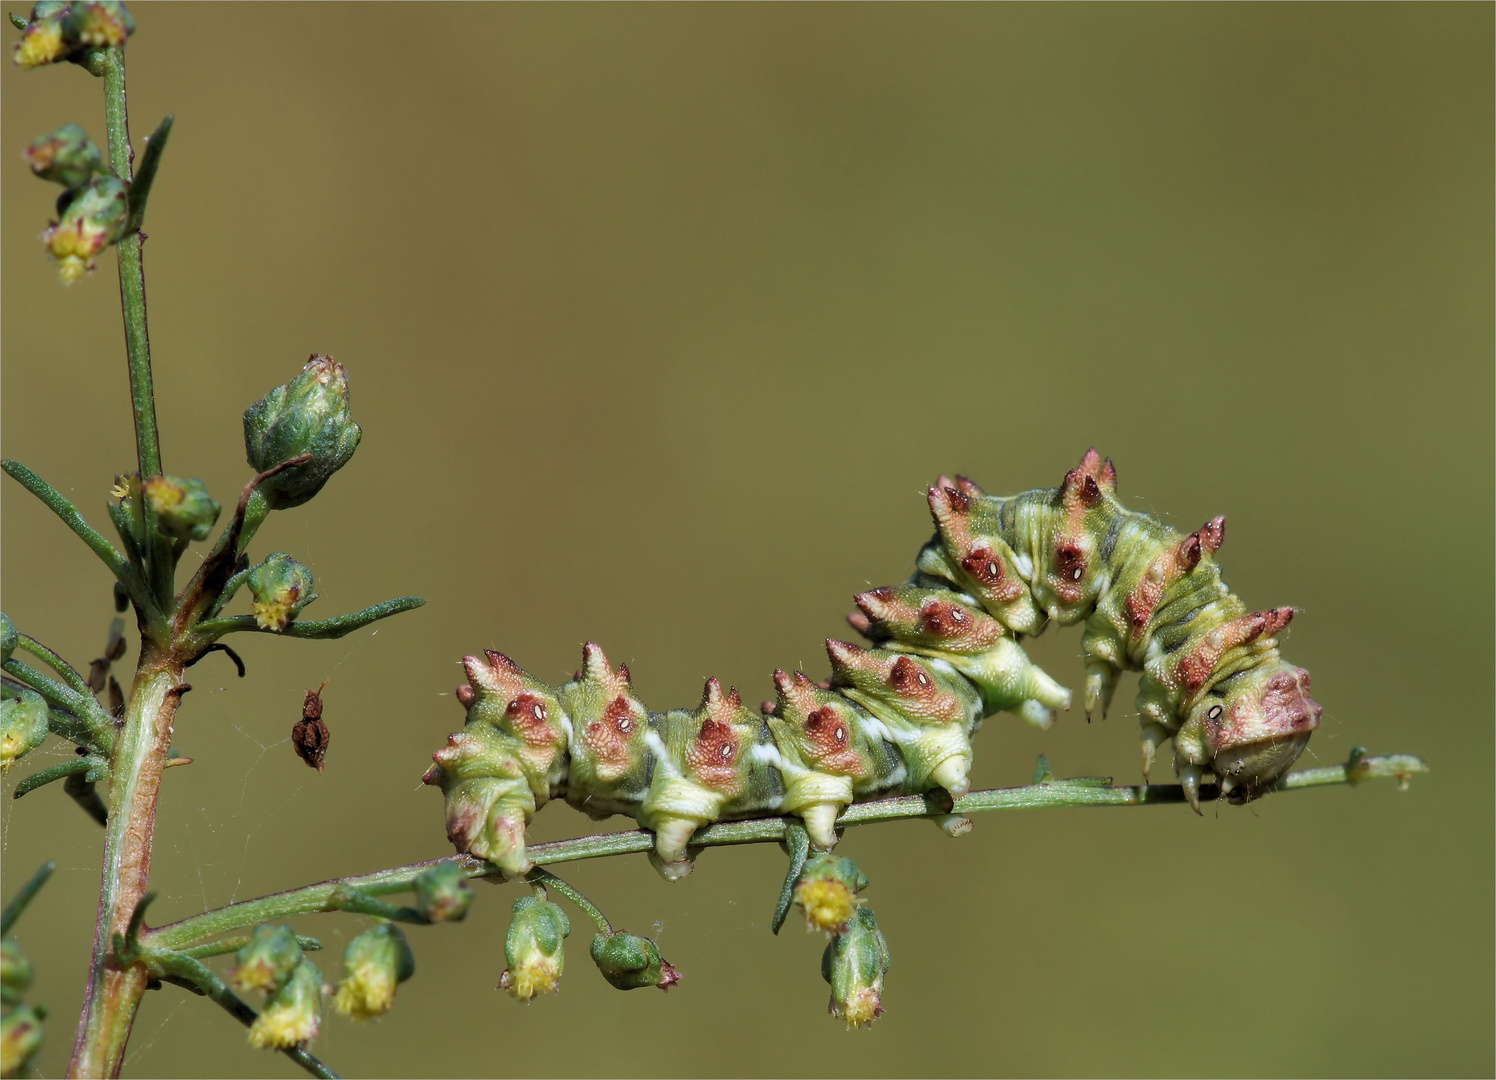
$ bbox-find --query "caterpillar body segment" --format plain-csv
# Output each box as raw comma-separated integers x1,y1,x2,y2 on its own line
424,450,1321,876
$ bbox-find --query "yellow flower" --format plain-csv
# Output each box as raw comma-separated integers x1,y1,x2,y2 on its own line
499,956,562,1004
794,875,858,935
12,22,64,69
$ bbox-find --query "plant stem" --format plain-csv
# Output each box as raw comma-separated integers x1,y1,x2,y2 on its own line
69,662,186,1079
526,868,612,934
102,45,173,612
145,751,1425,952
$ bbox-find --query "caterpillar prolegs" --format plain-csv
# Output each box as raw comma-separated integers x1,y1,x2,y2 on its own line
424,450,1322,879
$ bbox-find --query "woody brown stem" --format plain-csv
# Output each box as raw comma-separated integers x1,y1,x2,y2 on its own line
68,661,186,1078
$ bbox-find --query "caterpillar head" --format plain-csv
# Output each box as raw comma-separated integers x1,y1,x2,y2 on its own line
1195,661,1321,802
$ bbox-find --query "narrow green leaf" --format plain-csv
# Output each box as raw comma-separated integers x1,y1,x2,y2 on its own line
1,861,55,935
124,114,172,234
193,596,424,644
1,459,146,604
13,756,108,798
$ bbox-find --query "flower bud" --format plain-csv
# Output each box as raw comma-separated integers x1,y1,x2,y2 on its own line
0,1004,45,1079
1,941,34,1007
24,124,101,188
41,175,127,286
332,923,414,1021
1,613,17,664
589,931,680,992
793,853,868,935
242,356,362,510
247,553,315,632
67,0,133,48
1,687,49,775
414,863,472,924
248,957,322,1051
229,925,302,995
12,2,69,69
821,906,890,1029
141,475,221,542
498,896,569,1003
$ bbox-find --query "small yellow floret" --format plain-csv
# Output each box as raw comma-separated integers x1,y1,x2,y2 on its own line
251,593,296,632
248,1003,319,1049
229,958,283,995
499,959,561,1003
332,970,396,1021
13,24,65,69
1,732,24,773
794,877,857,934
837,987,883,1028
142,476,185,513
74,11,127,47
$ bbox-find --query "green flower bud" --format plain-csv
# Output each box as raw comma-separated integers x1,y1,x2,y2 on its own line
413,863,472,924
499,896,569,1003
12,2,69,69
141,475,221,542
229,925,302,995
1,687,49,775
1,941,34,1008
0,1004,44,1079
332,923,414,1021
821,906,890,1029
24,124,101,188
793,853,868,935
247,553,315,632
242,355,362,510
41,174,127,286
247,957,322,1051
1,613,17,664
67,0,133,48
589,931,680,992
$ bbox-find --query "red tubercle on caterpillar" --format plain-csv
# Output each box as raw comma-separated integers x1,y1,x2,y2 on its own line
686,686,742,789
889,656,935,698
802,706,862,774
1176,607,1296,692
581,642,633,697
1125,516,1228,633
461,649,528,697
505,693,560,749
1047,536,1092,607
959,548,1025,603
455,684,476,707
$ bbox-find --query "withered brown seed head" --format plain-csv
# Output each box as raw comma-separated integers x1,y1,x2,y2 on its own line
294,679,330,772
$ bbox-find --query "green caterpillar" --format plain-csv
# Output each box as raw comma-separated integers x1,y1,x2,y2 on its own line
424,450,1321,878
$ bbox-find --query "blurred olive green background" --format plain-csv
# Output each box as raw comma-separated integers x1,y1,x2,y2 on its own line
3,4,1492,1077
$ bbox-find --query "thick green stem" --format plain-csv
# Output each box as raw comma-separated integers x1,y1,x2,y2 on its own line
102,46,172,612
145,751,1425,952
69,662,186,1079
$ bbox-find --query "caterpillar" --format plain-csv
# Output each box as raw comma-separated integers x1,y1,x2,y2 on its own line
424,450,1321,879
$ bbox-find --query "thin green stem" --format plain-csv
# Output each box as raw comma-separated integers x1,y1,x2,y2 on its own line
102,45,173,611
145,750,1425,952
526,868,612,935
140,951,340,1080
176,935,322,962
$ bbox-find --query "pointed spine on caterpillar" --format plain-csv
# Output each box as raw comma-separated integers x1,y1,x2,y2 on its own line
425,449,1322,874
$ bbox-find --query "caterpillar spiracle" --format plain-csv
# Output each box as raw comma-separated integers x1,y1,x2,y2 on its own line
423,449,1322,879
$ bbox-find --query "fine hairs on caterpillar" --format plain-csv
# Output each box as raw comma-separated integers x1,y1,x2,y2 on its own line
424,450,1322,879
